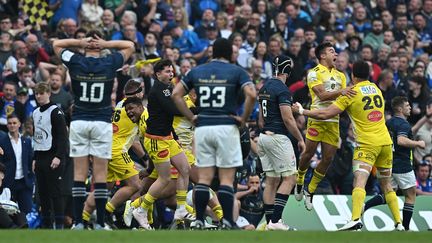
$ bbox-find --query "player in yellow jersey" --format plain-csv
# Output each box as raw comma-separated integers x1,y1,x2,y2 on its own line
82,80,148,229
295,42,356,211
293,61,403,231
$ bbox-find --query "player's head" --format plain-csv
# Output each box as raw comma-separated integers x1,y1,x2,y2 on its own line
34,82,52,106
272,55,293,80
315,42,337,67
391,96,410,116
124,79,144,99
213,38,233,61
153,59,174,83
352,60,370,82
123,96,144,123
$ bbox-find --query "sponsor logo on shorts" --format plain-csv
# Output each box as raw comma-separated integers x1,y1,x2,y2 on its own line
367,111,383,122
112,124,119,133
157,149,169,158
308,128,319,137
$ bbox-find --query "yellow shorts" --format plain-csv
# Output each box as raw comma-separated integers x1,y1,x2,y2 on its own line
305,120,339,147
107,152,139,182
148,149,195,180
353,144,393,169
144,134,183,164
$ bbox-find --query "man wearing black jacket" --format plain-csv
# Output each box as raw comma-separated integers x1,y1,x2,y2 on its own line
32,82,68,229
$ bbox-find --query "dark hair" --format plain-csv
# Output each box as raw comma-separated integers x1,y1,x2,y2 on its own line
153,59,173,74
362,44,374,52
391,96,408,113
0,162,5,174
213,38,233,60
6,113,20,121
352,61,370,80
314,42,334,61
86,30,104,39
74,28,88,38
146,31,158,40
124,79,143,95
123,96,143,107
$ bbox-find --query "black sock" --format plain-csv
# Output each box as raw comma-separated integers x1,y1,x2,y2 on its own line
272,193,289,223
72,181,87,224
402,203,414,230
194,183,210,222
264,204,274,224
218,185,235,226
94,183,108,226
364,194,386,211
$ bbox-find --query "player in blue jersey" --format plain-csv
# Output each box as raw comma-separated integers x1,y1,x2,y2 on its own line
172,38,257,229
53,31,135,229
364,96,425,230
257,55,305,230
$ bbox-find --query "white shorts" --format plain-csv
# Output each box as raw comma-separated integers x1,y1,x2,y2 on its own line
257,133,297,177
391,171,416,190
69,120,113,159
194,125,243,168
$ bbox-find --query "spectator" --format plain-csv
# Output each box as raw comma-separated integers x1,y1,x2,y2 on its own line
346,35,362,63
99,9,120,40
16,87,36,119
194,8,216,39
80,0,104,30
334,24,349,53
0,114,34,214
216,11,232,39
0,32,13,66
136,0,173,35
25,34,50,68
247,41,272,80
412,100,432,163
407,76,431,124
377,69,403,116
167,22,205,61
387,53,409,94
49,72,73,123
415,162,432,195
392,14,408,41
0,82,25,133
363,18,384,51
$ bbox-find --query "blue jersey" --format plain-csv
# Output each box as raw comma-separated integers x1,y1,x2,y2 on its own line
181,60,252,126
386,116,413,173
60,50,124,122
258,78,293,135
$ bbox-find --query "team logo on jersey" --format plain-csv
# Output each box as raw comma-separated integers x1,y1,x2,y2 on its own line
308,128,319,137
360,86,378,95
367,111,383,122
158,149,169,158
163,89,171,96
112,124,119,133
170,167,178,175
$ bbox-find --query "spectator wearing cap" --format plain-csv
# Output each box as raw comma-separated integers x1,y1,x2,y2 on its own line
16,86,36,119
363,18,384,51
413,99,432,164
334,24,348,53
166,22,206,61
415,162,432,195
200,21,220,48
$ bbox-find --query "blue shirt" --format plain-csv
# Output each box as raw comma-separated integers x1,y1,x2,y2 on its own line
60,50,124,122
49,0,82,25
416,178,432,192
181,60,252,126
387,116,414,173
258,78,293,136
173,30,204,54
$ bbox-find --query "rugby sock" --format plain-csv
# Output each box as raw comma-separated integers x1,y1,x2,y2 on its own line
211,205,223,221
218,185,235,226
364,194,386,211
141,193,157,210
82,210,91,223
72,181,87,224
402,203,414,230
131,197,142,208
194,183,210,222
351,187,366,221
264,204,274,223
105,201,115,214
176,190,187,209
308,169,325,193
296,168,308,185
385,191,401,224
94,183,108,226
272,193,289,223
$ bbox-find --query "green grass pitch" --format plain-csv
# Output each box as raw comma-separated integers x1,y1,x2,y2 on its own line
2,230,430,243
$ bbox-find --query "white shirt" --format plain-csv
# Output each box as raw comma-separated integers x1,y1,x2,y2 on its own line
9,133,23,180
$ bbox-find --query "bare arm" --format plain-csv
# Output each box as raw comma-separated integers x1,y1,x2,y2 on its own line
302,104,344,120
53,38,90,57
172,83,195,122
397,136,425,149
38,62,58,82
143,0,157,26
49,0,62,11
416,188,432,196
412,105,432,135
312,84,356,101
280,105,304,143
258,104,264,129
240,84,257,126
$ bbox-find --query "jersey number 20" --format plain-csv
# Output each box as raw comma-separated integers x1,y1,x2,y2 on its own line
199,86,226,108
80,82,105,103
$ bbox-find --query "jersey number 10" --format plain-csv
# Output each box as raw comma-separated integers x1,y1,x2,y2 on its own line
199,86,226,108
79,82,105,103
